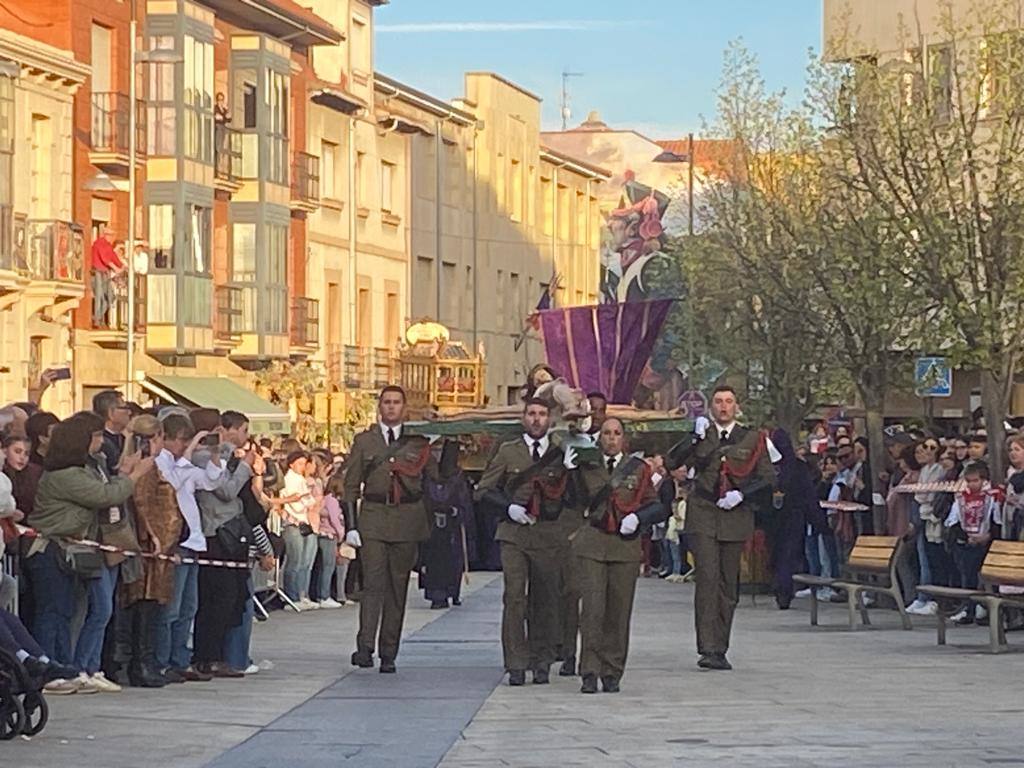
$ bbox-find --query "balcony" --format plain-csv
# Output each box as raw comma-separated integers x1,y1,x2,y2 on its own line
290,151,320,213
25,220,83,283
215,284,243,346
90,92,146,172
90,275,147,347
214,125,243,195
290,296,319,350
341,345,397,391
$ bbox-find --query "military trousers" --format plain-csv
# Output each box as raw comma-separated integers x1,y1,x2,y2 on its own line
356,539,419,662
577,555,638,680
499,541,560,672
557,543,581,660
690,533,744,656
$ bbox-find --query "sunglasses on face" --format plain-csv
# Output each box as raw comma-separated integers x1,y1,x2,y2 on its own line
924,442,939,451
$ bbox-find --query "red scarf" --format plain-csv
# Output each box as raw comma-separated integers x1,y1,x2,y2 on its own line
958,490,988,534
718,430,768,498
527,473,568,519
389,440,432,504
604,461,652,533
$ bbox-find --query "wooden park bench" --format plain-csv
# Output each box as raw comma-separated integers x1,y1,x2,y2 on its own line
792,535,913,631
919,540,1024,653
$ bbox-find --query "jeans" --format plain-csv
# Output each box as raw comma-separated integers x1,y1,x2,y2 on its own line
223,575,254,671
25,543,77,667
156,553,199,670
73,564,117,675
914,530,932,602
661,538,683,575
91,270,114,326
283,525,317,601
804,532,840,579
317,537,342,601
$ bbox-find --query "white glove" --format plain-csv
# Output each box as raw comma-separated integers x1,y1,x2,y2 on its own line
694,416,710,439
619,513,639,535
344,530,362,548
507,504,532,525
716,490,744,510
563,446,579,470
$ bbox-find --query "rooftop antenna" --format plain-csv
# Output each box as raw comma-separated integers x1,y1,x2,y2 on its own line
561,70,583,130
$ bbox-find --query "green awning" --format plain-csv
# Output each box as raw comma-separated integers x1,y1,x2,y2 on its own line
141,375,291,436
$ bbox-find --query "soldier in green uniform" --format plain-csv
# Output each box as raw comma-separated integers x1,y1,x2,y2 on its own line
667,385,775,671
476,398,572,686
343,385,436,674
572,417,668,693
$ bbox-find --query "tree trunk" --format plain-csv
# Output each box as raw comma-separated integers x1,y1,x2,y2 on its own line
980,368,1009,484
862,390,888,535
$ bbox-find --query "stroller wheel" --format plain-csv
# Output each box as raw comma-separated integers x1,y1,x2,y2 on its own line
22,691,47,736
0,692,25,740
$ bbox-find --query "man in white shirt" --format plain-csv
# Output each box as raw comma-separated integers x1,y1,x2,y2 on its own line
154,414,223,680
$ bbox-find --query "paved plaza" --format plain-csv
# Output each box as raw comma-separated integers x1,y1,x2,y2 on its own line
4,573,1022,768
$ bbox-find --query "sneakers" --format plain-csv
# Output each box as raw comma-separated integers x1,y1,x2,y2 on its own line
976,604,989,622
297,598,320,610
44,678,81,695
815,587,836,602
318,598,343,609
74,672,107,693
907,600,938,616
795,588,813,599
243,663,260,675
89,672,123,692
950,608,969,623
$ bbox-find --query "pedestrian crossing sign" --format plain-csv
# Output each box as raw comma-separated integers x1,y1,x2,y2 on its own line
915,357,952,397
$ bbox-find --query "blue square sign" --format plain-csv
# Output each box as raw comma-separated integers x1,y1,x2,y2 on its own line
915,357,952,397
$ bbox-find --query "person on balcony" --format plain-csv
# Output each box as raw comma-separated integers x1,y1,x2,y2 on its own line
90,226,124,328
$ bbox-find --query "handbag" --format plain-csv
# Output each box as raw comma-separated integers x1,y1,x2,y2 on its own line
63,542,105,579
338,543,357,562
298,522,314,537
215,514,252,560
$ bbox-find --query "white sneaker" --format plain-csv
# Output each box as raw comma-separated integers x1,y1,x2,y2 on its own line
75,672,104,693
816,587,835,602
319,598,343,609
950,608,968,623
90,671,122,692
243,663,260,675
863,594,876,607
921,601,938,616
303,598,321,610
44,678,79,695
795,588,813,599
976,605,988,622
906,599,928,615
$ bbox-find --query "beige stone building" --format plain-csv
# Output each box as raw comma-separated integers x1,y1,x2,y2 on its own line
375,72,608,406
0,30,88,414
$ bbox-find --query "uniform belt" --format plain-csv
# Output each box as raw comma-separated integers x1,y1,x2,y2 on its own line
363,492,423,504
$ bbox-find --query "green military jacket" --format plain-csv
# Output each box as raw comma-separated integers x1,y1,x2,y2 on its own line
573,455,660,563
343,426,436,543
475,435,571,551
685,425,774,542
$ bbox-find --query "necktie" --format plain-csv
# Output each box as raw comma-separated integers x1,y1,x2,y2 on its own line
387,428,396,445
532,441,541,461
607,456,616,473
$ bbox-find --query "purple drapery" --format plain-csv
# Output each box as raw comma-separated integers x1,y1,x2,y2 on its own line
538,299,673,404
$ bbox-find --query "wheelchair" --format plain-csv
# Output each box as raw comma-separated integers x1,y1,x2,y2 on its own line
0,647,48,739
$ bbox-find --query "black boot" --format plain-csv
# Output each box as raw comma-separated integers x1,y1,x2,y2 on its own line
559,656,577,677
130,601,167,688
110,599,136,686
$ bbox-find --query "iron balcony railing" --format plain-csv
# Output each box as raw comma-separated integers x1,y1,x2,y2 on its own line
214,124,243,184
91,92,147,158
26,219,84,282
290,296,320,347
291,151,320,204
215,284,243,340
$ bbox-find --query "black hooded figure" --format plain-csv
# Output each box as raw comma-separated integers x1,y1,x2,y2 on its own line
420,440,476,609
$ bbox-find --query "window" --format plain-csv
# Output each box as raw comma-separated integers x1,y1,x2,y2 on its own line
442,261,456,324
184,36,214,162
509,272,521,330
495,269,504,328
147,36,176,156
495,153,505,209
510,159,523,222
381,161,394,213
356,281,371,348
149,205,174,269
355,151,366,203
351,17,368,73
30,115,51,219
576,191,587,245
321,140,338,199
91,24,113,94
242,82,257,129
527,165,536,226
541,176,553,236
0,74,12,266
385,288,399,347
558,186,570,240
266,70,289,184
929,44,953,123
326,282,341,346
266,224,288,333
189,205,211,273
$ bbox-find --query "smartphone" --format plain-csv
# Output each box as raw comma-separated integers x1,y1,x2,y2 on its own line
133,434,151,458
202,433,221,448
50,367,71,381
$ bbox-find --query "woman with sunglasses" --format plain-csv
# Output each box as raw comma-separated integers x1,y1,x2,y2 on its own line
907,439,947,615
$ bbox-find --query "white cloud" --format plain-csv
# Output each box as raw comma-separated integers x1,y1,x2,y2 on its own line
377,20,641,34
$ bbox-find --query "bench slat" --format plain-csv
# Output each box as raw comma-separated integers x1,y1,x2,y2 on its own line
981,566,1024,587
988,541,1024,556
983,553,1024,570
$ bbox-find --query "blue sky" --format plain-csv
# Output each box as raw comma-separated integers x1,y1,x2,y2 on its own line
374,1,822,138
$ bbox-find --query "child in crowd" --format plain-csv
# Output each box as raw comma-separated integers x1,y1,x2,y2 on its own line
945,463,998,624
